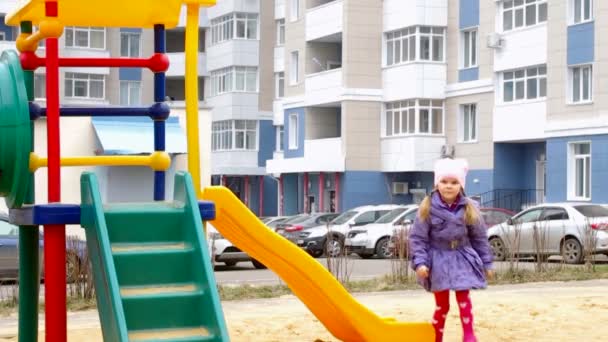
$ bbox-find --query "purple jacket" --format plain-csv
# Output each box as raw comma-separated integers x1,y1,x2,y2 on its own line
409,192,494,292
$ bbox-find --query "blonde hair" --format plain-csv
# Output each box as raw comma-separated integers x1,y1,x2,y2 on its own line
418,190,479,226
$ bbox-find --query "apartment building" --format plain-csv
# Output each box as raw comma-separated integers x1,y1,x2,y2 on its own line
205,0,278,216
260,0,608,216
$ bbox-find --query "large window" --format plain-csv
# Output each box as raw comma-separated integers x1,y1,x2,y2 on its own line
64,27,105,49
462,29,477,69
502,65,546,103
384,99,443,136
571,0,593,24
275,72,285,98
459,104,477,143
385,26,445,66
290,51,299,84
569,142,591,200
34,74,46,99
289,114,298,149
211,120,258,151
120,32,141,57
120,81,142,106
290,0,300,22
570,65,592,103
64,73,105,99
209,67,257,96
210,13,258,45
276,19,285,45
502,0,547,32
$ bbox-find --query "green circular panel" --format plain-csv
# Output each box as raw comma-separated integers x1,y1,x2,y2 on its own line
0,50,32,208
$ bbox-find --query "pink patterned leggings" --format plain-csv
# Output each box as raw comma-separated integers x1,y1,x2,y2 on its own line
432,290,477,342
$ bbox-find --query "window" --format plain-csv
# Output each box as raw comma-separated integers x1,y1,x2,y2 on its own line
385,26,444,66
570,65,592,103
211,120,258,151
120,32,141,57
502,65,546,102
64,27,105,49
569,142,591,199
275,72,285,98
384,99,443,136
419,27,444,62
462,29,477,68
276,125,284,152
290,51,299,84
0,32,6,41
515,209,543,224
64,73,105,99
34,74,46,99
459,104,477,143
120,81,142,106
289,113,298,149
502,0,547,32
209,67,257,96
210,13,258,44
540,208,569,221
571,0,593,24
276,19,285,45
290,0,300,22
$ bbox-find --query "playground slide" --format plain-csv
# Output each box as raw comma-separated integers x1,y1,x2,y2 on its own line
81,172,229,342
202,187,435,342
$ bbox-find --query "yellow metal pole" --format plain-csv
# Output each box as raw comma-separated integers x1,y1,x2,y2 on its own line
185,4,202,197
29,152,171,172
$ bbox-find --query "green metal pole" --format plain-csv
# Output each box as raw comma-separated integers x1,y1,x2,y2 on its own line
18,21,40,342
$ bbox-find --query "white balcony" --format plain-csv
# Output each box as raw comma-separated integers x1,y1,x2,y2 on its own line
273,99,284,125
266,137,344,174
61,48,111,75
494,25,547,72
305,68,342,105
306,0,343,42
207,0,260,19
206,92,260,121
206,40,259,72
211,150,266,176
381,136,445,172
383,63,446,102
494,100,546,142
176,6,210,28
274,46,285,72
167,52,208,77
275,0,286,19
383,0,448,32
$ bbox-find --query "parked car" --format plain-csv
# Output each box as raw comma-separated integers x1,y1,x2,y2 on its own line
282,212,340,234
261,216,289,229
480,208,516,227
273,214,311,235
487,203,608,264
0,212,85,281
206,223,266,269
285,205,400,258
345,205,418,259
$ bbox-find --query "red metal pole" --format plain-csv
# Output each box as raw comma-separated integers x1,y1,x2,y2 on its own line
303,173,308,213
20,52,169,72
279,175,283,216
244,176,249,206
319,173,324,212
334,173,340,213
43,2,66,342
259,176,264,216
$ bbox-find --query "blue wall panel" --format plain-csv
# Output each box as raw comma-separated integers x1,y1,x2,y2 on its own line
263,176,278,216
0,17,14,40
546,135,608,203
119,68,142,81
568,22,594,65
341,171,392,211
494,142,545,190
283,174,299,215
466,169,494,198
459,0,480,29
249,176,260,216
459,67,479,82
258,120,275,167
284,108,305,158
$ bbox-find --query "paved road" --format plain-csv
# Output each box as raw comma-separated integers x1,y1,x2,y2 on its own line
212,254,608,285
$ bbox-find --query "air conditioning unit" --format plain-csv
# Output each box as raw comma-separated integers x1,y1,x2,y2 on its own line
486,33,504,49
392,182,409,195
440,144,455,158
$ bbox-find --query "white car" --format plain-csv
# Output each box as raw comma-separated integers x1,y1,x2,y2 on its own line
345,205,418,259
285,204,401,257
206,224,266,269
487,203,608,264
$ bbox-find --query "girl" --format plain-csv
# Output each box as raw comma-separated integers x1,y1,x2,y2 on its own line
409,158,494,342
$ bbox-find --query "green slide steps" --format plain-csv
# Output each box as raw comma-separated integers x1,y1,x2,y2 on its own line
80,171,229,342
0,50,32,209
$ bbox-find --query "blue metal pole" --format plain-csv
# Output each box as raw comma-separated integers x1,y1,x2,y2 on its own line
153,24,167,201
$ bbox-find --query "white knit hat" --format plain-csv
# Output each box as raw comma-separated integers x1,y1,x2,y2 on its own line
434,158,469,189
